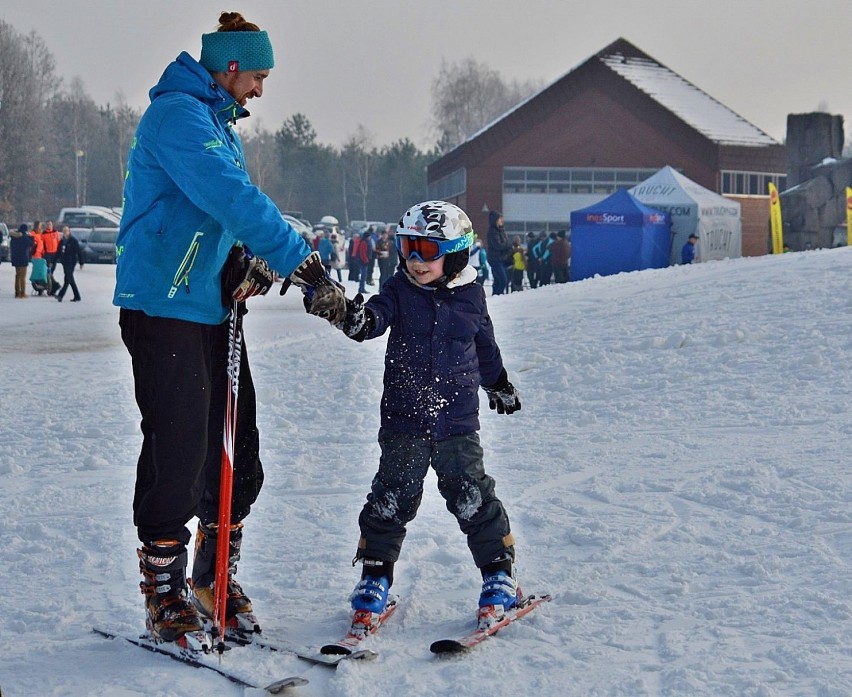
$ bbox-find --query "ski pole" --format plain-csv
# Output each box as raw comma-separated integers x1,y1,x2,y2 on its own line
214,299,242,655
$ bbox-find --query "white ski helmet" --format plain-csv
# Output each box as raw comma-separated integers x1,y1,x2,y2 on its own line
396,200,473,244
319,215,339,226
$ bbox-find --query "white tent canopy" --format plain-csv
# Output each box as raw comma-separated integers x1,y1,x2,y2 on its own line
630,166,742,264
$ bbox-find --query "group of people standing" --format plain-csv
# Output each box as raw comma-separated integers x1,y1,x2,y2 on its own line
481,210,571,295
346,224,399,293
8,220,84,301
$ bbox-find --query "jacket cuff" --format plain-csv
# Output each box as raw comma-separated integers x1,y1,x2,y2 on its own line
483,367,508,391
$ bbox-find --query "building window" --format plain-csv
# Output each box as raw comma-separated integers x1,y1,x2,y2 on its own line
428,168,466,200
720,170,786,196
502,166,659,195
505,220,568,235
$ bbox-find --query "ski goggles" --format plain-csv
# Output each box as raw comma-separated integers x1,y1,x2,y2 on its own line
395,232,474,262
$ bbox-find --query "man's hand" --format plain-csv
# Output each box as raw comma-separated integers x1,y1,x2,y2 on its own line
483,368,521,415
287,251,347,324
222,246,273,304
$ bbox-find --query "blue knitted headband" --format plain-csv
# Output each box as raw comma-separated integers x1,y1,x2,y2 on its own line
199,30,274,73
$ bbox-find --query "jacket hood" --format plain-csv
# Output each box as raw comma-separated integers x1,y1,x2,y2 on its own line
149,51,249,121
488,210,502,228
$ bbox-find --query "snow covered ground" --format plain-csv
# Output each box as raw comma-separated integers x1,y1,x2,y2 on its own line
1,248,850,696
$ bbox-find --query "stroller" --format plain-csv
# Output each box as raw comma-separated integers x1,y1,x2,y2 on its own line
30,257,59,296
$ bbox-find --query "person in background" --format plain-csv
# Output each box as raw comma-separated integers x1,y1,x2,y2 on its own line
10,223,34,298
365,225,378,285
357,228,373,294
348,232,362,281
486,211,511,295
317,229,333,274
681,233,698,264
532,232,554,286
510,236,526,292
56,225,84,302
312,200,522,638
30,220,45,260
524,231,539,289
550,230,571,283
113,10,345,644
43,221,61,277
469,234,489,287
329,230,346,282
376,226,397,288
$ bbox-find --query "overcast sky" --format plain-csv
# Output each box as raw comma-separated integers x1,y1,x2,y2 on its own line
3,0,851,148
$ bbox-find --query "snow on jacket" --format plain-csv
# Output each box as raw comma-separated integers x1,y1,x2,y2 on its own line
113,51,311,324
363,266,505,440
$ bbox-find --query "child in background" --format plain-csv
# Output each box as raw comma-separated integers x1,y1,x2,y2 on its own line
511,236,526,292
311,200,522,635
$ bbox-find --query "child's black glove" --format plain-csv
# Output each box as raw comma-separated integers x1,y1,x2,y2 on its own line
334,293,374,342
282,251,347,324
222,246,274,305
483,368,521,415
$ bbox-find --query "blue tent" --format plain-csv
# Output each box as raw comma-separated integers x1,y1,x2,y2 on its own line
570,189,672,281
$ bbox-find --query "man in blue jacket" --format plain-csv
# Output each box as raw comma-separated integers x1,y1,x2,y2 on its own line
115,11,345,644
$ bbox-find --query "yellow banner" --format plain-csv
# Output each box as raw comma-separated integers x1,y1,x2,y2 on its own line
846,186,852,247
768,183,783,254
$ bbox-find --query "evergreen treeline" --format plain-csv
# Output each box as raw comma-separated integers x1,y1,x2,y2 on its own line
0,19,539,225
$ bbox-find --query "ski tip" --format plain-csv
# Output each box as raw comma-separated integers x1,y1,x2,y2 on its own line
430,639,469,655
264,676,309,693
320,644,352,656
348,648,379,661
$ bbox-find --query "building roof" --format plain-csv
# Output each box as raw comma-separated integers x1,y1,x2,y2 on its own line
445,38,779,162
599,47,777,147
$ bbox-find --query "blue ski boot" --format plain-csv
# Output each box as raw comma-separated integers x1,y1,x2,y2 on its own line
479,570,519,611
350,575,390,613
477,554,519,629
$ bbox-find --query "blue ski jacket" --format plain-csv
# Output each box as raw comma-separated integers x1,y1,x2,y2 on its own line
114,51,310,324
363,267,505,440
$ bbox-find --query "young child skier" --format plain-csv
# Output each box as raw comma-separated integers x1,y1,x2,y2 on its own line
310,200,522,634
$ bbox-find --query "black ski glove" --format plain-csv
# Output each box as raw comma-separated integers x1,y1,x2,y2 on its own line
483,368,521,415
221,246,274,305
280,251,347,325
334,293,374,342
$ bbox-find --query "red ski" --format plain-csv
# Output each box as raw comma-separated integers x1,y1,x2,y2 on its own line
320,594,400,655
430,593,552,654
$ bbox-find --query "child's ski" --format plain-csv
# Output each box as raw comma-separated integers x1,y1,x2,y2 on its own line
93,627,308,693
225,627,379,667
430,593,552,654
320,594,400,656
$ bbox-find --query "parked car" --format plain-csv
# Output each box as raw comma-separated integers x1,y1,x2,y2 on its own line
282,214,315,242
57,206,120,245
0,223,9,262
81,228,118,264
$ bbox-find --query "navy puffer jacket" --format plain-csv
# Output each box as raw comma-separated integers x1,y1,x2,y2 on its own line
10,229,34,267
363,269,505,440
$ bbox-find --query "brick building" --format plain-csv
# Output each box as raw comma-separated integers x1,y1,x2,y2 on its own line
427,38,786,258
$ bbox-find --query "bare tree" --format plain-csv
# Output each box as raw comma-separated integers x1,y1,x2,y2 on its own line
341,125,374,221
430,57,540,153
111,91,141,193
0,23,61,218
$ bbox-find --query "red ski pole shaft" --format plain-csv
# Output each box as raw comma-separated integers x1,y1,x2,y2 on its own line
214,302,242,654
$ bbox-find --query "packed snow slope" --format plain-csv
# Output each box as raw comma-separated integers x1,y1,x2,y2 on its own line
0,248,850,696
